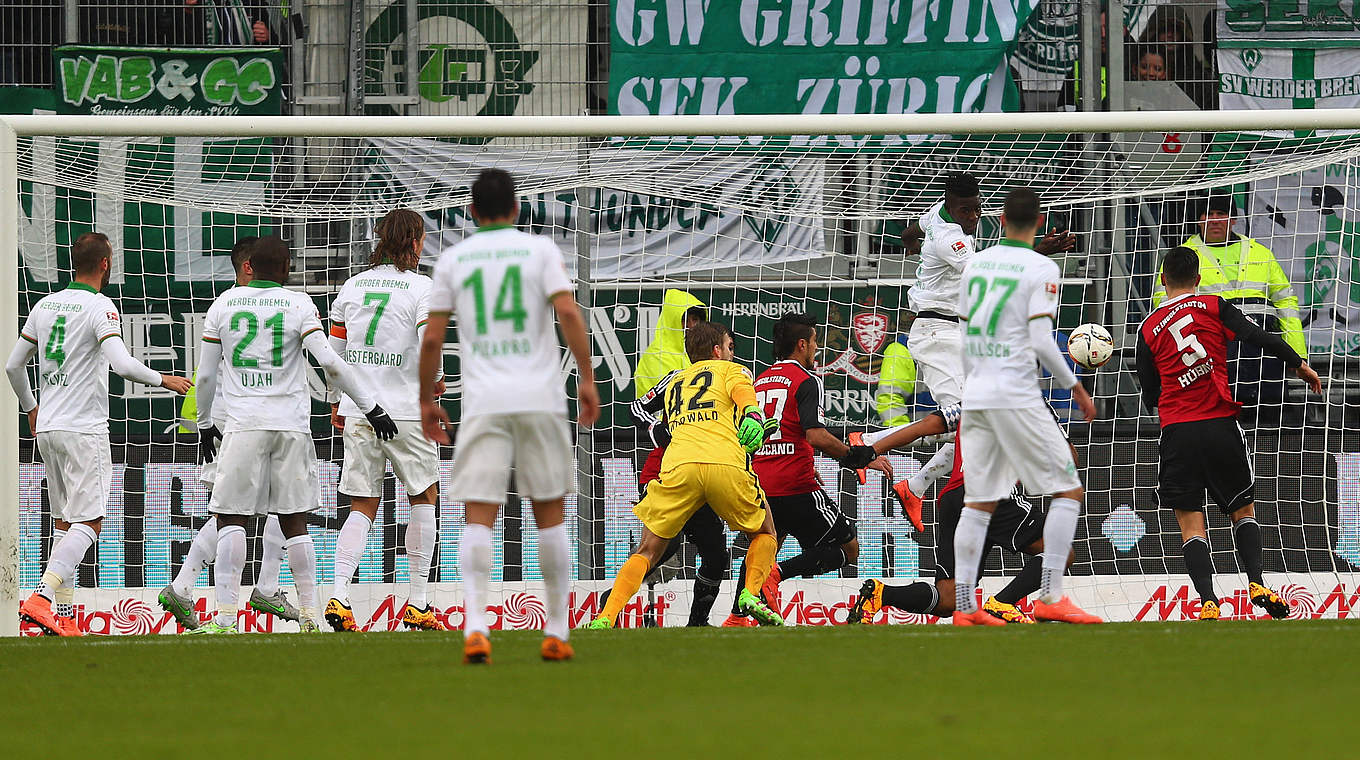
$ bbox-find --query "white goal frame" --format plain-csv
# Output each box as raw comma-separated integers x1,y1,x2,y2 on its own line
4,107,1360,636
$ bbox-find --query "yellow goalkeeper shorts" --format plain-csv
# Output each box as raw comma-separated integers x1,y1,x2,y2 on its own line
634,462,768,539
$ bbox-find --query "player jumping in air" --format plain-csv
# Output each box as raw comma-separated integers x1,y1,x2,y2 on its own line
325,209,447,633
1136,245,1322,620
8,233,193,636
724,312,889,626
193,236,397,634
420,168,599,664
160,236,299,631
587,321,783,629
955,188,1099,626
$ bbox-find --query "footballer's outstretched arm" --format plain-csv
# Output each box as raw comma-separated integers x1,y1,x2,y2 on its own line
6,339,37,414
101,334,192,393
1218,299,1322,394
195,340,223,429
551,291,600,427
1030,317,1095,421
304,330,378,413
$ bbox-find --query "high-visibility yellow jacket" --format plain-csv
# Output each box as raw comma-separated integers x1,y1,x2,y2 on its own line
874,340,916,427
1154,234,1307,356
634,289,706,399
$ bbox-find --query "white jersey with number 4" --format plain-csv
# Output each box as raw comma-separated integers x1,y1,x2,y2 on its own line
330,265,431,421
202,282,326,433
959,240,1062,410
429,225,573,419
20,284,124,434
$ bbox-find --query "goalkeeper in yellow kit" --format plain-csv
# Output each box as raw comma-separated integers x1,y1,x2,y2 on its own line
588,321,784,627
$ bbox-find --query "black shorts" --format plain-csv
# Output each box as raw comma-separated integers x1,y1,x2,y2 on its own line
933,486,1044,581
769,490,856,548
1158,417,1254,515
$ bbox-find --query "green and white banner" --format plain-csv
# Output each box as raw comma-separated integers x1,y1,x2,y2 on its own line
54,45,284,116
608,0,1043,116
1219,46,1360,115
1218,0,1360,47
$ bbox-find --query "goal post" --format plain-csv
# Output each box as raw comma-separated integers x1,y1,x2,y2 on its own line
4,108,1360,635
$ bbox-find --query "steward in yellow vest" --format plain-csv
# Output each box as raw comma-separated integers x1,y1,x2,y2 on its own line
874,338,917,427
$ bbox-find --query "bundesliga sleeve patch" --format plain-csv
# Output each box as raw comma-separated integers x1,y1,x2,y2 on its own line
951,240,967,253
106,311,120,321
1045,282,1059,295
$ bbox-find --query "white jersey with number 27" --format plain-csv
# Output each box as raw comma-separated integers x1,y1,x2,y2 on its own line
429,226,573,419
959,240,1062,410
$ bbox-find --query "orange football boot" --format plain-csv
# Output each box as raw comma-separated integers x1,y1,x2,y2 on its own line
541,636,574,661
19,593,62,636
952,608,1007,627
761,564,782,616
847,432,869,485
463,631,492,664
58,615,84,637
1032,596,1102,624
892,481,925,533
721,613,757,627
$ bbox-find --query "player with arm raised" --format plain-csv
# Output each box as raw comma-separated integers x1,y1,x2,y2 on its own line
855,174,1076,516
1136,246,1322,620
954,188,1099,626
192,236,397,634
723,312,890,626
7,233,192,635
160,237,299,630
419,168,600,664
587,321,782,630
324,209,447,633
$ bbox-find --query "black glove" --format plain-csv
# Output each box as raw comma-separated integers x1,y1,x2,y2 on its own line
365,405,398,440
199,425,223,464
839,445,878,470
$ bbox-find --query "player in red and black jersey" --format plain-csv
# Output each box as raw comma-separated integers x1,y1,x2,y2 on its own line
846,405,1082,625
724,313,889,626
1136,246,1322,620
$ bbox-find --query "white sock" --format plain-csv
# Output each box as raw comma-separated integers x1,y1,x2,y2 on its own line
1040,497,1081,603
42,523,97,595
460,523,493,636
862,422,913,448
215,524,247,627
953,507,991,614
50,528,74,617
172,516,217,597
331,511,372,605
406,505,436,609
907,442,955,496
283,533,317,611
255,515,286,597
538,523,570,641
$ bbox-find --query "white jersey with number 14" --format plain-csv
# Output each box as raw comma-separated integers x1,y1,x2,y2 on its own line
429,226,574,419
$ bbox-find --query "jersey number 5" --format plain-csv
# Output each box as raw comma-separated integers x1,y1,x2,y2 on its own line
755,388,787,441
1168,314,1207,366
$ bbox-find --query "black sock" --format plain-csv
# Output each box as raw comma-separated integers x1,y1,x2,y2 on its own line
689,575,721,626
729,558,749,614
778,546,846,578
881,582,939,614
994,555,1043,605
1233,518,1265,585
1182,536,1218,605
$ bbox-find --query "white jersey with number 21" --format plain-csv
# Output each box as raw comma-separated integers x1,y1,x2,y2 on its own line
959,240,1062,410
429,225,574,419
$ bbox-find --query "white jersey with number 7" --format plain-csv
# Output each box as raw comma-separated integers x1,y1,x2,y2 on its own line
959,240,1063,410
429,225,574,419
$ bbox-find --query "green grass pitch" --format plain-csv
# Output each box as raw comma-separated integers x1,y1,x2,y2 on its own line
3,621,1355,757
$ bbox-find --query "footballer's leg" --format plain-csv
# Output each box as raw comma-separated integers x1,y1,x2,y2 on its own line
683,506,730,627
200,512,248,634
276,513,320,632
1174,509,1220,619
531,497,573,660
162,515,216,630
1231,504,1289,619
462,502,499,662
329,418,386,631
589,528,669,629
250,515,300,622
516,411,576,658
401,483,443,631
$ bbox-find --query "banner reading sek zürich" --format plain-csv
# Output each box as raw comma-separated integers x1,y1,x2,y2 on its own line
609,0,1042,116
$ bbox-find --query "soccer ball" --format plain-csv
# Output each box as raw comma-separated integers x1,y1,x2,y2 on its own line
1068,323,1115,369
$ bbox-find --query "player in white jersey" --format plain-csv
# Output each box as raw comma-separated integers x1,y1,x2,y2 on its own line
324,209,447,633
192,236,398,634
158,237,299,631
856,175,1076,527
6,233,192,636
954,188,1100,626
420,168,599,663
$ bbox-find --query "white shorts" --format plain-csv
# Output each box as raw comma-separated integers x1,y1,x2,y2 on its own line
450,413,574,504
908,318,964,406
961,407,1081,502
37,431,111,523
339,419,439,498
210,430,319,516
199,459,218,489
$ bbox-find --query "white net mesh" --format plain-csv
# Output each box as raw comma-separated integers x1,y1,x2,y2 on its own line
9,115,1360,633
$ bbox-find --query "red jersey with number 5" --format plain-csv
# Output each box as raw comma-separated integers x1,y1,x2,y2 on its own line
752,360,825,497
1137,294,1238,426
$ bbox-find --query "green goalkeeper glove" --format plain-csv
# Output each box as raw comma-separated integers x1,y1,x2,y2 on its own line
737,405,776,454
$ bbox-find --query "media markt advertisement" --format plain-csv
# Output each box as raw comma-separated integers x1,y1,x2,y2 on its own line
609,0,1043,117
54,45,284,115
363,0,587,124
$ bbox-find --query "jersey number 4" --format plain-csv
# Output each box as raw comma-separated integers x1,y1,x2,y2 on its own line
667,370,715,419
230,311,285,368
44,315,67,366
1168,314,1208,366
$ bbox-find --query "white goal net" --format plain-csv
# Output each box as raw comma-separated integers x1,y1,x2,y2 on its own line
3,110,1360,635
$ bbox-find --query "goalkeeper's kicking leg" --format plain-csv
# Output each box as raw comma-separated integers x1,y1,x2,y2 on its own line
595,505,729,627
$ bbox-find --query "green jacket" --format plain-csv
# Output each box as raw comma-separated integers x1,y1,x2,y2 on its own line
1154,234,1307,356
874,341,916,427
634,289,706,399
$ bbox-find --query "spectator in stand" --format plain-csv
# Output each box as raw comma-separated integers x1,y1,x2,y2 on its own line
155,1,279,46
1130,44,1169,82
1141,6,1217,109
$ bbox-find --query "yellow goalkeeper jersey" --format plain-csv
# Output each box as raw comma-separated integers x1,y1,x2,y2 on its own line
660,360,758,470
